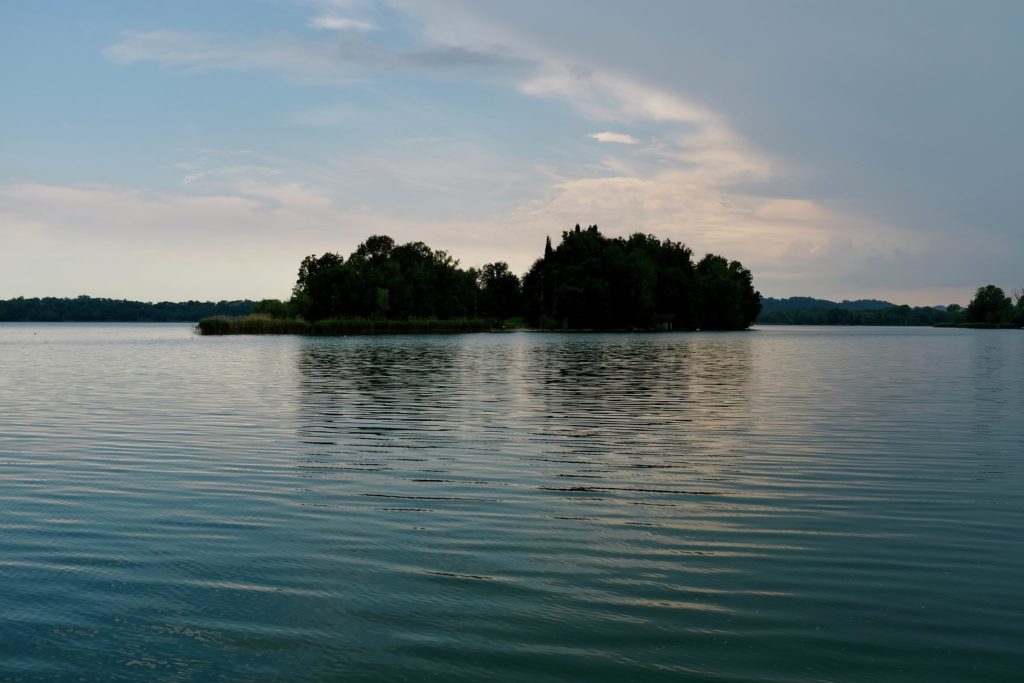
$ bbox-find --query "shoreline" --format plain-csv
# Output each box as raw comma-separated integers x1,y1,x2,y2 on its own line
194,315,762,336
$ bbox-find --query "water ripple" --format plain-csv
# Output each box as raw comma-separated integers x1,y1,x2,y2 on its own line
0,324,1022,681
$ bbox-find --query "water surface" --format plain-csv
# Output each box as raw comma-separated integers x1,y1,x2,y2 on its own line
1,324,1022,681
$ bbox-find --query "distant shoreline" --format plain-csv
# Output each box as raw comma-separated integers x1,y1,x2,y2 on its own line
0,296,256,323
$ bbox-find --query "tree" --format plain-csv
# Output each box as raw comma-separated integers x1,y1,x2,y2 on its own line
253,299,290,319
289,237,480,322
521,225,759,330
966,285,1014,325
478,262,522,318
355,235,395,260
291,252,345,320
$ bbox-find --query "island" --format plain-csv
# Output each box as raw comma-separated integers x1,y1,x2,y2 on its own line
197,225,763,335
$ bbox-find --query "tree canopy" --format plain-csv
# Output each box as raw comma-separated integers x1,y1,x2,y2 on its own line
289,236,482,321
521,225,760,330
284,227,761,330
967,285,1015,325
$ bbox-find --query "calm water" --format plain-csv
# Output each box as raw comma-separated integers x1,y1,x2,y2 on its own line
1,324,1021,682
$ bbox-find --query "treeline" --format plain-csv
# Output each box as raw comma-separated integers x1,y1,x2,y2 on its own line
758,305,954,326
757,285,1024,327
0,296,256,322
760,297,895,313
246,225,762,332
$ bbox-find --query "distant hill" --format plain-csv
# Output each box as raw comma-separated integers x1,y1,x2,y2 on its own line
0,296,257,322
760,297,896,312
756,297,960,326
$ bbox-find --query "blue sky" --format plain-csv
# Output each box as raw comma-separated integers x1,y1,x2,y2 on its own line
2,0,1021,304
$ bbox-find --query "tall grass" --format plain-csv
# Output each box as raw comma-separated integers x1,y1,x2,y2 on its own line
196,314,501,336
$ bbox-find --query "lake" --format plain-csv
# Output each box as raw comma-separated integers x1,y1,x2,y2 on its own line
1,324,1021,682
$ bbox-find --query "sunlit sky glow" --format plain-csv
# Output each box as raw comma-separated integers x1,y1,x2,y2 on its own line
2,0,1021,305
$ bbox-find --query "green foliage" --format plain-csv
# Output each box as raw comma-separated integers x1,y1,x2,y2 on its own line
252,299,292,319
1012,289,1024,327
695,254,761,331
291,236,478,322
291,252,345,320
478,262,522,318
966,285,1014,325
758,289,1024,328
0,296,256,322
202,227,763,334
521,225,760,330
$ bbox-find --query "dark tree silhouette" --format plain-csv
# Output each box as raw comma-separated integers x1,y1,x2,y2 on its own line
967,285,1014,325
0,296,256,322
521,225,760,330
478,262,522,318
283,227,761,329
290,236,478,321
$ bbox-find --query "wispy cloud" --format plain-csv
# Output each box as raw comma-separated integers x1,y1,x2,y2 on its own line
103,29,530,84
85,1,963,302
103,30,378,84
0,170,924,302
589,131,638,145
310,15,376,32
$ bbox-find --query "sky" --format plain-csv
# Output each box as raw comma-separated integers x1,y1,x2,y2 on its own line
1,0,1021,305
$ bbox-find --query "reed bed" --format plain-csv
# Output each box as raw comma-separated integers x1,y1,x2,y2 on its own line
196,315,500,336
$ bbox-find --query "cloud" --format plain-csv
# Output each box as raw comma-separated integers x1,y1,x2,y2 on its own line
310,15,376,31
374,2,927,296
95,5,897,298
0,176,546,300
102,30,380,84
406,45,526,70
0,165,950,304
85,1,996,304
102,29,529,84
589,131,638,145
171,149,284,186
380,3,771,184
0,179,354,299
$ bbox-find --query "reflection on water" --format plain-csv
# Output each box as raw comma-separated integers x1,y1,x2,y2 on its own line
0,325,1022,682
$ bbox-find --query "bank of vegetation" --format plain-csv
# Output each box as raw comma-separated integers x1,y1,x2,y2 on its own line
757,285,1023,328
935,285,1024,328
199,225,763,335
758,304,956,326
0,296,255,322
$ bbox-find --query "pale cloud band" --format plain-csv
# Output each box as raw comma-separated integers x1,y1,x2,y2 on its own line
589,132,639,144
310,15,376,32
